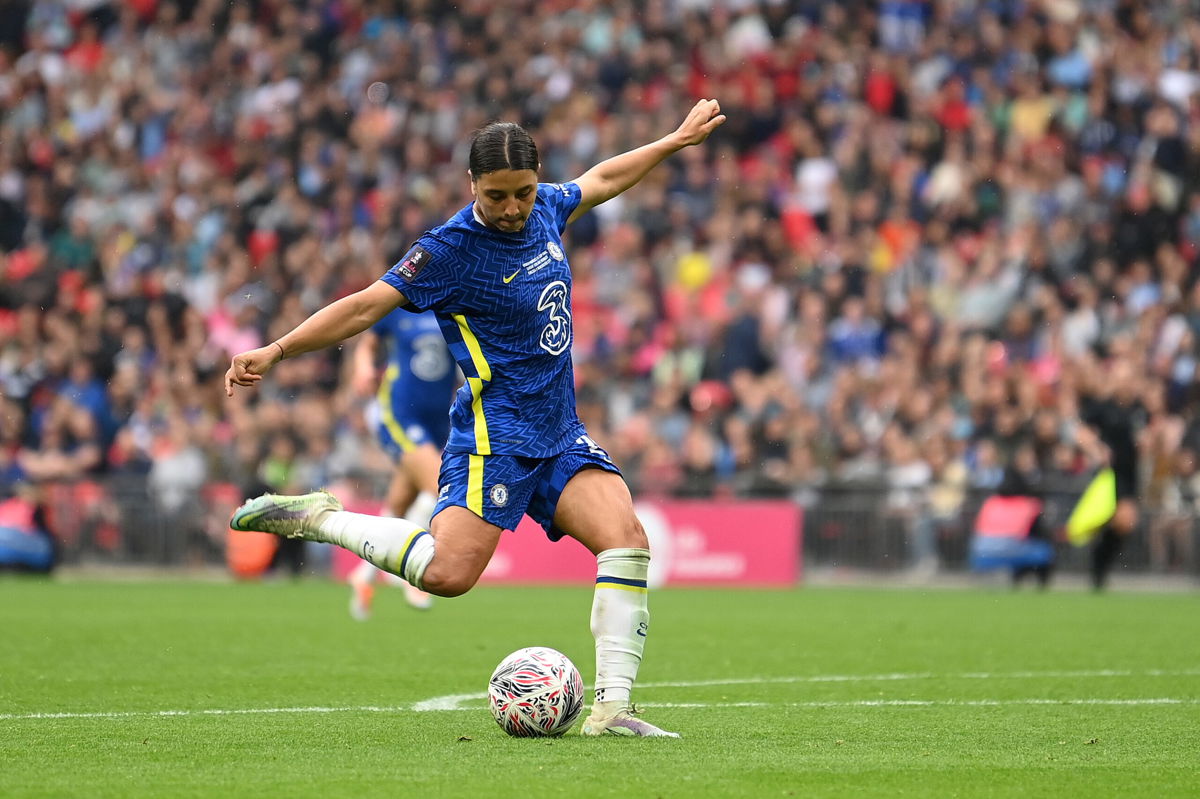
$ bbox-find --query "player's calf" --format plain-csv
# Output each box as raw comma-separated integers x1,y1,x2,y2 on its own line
232,490,437,589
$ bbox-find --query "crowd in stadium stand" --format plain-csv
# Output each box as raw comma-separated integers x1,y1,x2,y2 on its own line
2,0,1199,571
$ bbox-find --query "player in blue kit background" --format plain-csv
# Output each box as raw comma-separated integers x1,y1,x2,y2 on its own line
226,99,726,738
347,308,457,618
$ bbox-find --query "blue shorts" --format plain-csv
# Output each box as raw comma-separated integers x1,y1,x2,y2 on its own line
367,401,449,461
433,433,621,539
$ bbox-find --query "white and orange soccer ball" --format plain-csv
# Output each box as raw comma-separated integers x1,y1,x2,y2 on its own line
488,646,585,737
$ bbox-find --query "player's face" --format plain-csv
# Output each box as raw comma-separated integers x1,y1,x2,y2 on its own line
471,169,538,233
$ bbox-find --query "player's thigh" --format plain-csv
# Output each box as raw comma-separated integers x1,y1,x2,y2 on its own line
553,468,648,555
423,506,504,596
401,443,443,496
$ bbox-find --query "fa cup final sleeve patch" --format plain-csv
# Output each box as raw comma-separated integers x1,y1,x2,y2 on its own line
393,245,434,281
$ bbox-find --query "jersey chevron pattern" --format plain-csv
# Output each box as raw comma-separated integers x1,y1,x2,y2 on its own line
370,309,456,450
379,182,585,458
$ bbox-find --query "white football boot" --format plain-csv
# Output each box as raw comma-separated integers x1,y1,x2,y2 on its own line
580,707,680,738
230,490,343,540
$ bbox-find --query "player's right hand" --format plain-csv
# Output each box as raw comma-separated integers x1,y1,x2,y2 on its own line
673,98,726,147
224,344,282,397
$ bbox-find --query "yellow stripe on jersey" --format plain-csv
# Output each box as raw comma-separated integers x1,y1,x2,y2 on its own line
376,365,416,453
454,314,493,380
453,314,492,455
467,454,485,515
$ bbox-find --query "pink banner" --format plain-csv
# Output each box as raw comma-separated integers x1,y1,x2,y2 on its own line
333,499,802,587
483,500,802,587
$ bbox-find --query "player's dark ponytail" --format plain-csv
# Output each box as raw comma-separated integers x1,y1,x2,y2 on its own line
469,122,539,178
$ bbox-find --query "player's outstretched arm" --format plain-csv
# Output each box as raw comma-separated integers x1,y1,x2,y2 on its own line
567,98,725,224
225,281,406,397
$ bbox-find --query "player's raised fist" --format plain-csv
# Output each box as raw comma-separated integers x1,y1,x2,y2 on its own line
673,98,726,147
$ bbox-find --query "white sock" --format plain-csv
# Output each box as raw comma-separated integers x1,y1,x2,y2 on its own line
406,491,438,528
371,504,399,586
318,511,435,589
590,547,651,711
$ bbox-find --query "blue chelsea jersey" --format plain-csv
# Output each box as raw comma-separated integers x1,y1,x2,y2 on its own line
378,182,584,458
370,308,456,426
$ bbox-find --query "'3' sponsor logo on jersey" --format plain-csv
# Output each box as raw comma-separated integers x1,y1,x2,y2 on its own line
537,280,572,355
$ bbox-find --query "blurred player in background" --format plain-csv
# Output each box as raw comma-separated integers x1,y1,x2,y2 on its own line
347,309,457,618
1076,358,1148,591
227,99,726,738
0,483,57,574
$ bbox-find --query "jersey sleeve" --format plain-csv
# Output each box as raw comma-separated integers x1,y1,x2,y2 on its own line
379,236,456,312
539,182,583,234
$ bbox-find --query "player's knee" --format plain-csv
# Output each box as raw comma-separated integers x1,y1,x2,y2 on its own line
420,567,479,598
625,515,649,551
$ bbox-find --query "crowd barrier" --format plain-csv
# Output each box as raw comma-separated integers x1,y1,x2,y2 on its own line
329,499,803,587
10,478,1199,582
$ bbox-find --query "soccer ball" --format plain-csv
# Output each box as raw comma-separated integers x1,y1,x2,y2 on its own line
488,646,585,737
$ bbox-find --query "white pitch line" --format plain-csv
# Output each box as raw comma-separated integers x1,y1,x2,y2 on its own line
413,667,1200,711
639,668,1200,689
3,697,1197,721
0,706,410,721
5,669,1198,721
412,692,483,712
649,698,1199,709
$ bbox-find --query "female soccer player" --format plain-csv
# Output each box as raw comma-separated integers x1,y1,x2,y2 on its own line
225,99,726,737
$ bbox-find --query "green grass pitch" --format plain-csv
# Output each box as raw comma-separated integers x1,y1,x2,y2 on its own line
2,578,1198,798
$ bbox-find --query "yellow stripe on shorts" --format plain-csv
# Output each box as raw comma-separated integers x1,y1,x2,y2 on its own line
467,454,485,516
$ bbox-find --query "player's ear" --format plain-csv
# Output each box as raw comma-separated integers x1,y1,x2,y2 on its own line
468,170,476,197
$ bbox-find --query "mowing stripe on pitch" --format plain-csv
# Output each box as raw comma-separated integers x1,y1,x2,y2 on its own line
411,667,1200,710
641,667,1200,688
2,697,1197,721
5,668,1198,721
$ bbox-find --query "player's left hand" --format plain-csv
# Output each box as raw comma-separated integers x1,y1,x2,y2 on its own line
673,99,726,147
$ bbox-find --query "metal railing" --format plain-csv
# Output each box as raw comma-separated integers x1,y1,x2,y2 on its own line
801,483,1195,577
18,477,1200,580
